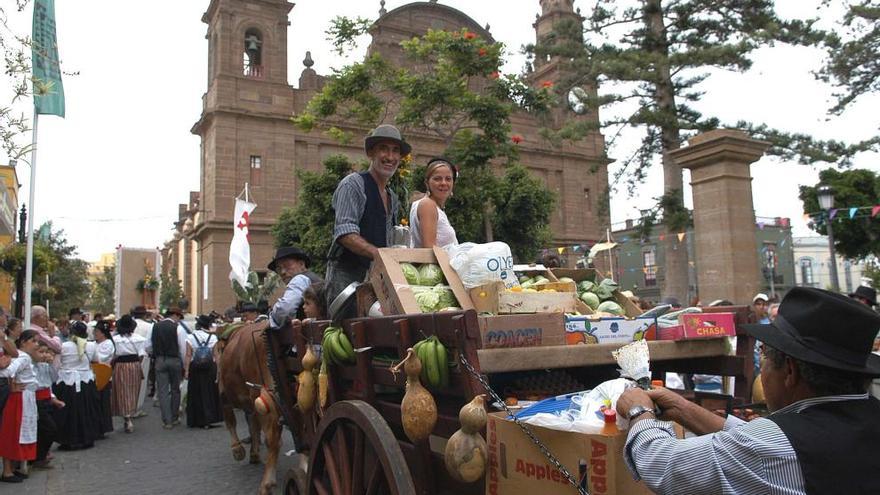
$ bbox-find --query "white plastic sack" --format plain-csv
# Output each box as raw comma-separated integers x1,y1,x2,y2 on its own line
446,242,519,289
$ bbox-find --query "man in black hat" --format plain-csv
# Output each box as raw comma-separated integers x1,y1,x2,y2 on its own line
324,124,411,314
267,246,323,327
850,285,877,308
616,287,880,494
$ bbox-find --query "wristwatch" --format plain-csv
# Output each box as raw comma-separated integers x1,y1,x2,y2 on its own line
627,405,656,421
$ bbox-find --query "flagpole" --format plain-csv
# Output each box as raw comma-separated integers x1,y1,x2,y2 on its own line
23,112,39,327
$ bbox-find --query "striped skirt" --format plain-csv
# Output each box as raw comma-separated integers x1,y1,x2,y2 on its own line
111,361,143,417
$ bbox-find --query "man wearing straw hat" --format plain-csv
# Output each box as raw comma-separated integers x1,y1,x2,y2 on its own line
617,287,880,494
324,124,411,315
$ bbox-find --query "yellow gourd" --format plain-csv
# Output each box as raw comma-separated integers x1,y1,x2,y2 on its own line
297,345,318,413
396,348,437,443
318,359,329,410
444,395,488,482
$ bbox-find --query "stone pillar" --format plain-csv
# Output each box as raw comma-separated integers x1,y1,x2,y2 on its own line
669,130,769,305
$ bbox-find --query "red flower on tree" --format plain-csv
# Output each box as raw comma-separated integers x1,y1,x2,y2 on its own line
464,31,477,40
478,47,488,56
511,134,524,144
541,80,554,89
490,71,500,79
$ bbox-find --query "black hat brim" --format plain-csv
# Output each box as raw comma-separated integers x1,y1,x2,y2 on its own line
848,292,877,307
743,321,880,377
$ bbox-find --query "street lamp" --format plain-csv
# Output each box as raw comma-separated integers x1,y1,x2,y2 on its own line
817,185,840,292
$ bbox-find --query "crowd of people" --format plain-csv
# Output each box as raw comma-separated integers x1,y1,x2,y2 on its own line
0,304,246,484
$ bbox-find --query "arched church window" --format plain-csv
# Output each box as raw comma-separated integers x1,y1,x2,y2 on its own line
243,28,263,78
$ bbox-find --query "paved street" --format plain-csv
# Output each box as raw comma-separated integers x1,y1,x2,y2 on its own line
4,408,298,495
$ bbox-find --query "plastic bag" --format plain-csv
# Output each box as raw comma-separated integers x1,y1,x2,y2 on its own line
521,378,636,432
446,242,519,289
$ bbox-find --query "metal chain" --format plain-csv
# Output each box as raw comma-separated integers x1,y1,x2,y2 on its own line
458,353,589,495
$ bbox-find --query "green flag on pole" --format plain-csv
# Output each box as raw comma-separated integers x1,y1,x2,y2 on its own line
32,0,65,117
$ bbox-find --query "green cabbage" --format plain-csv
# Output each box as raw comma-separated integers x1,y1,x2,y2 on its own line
594,278,619,301
580,292,601,310
400,262,420,285
433,285,458,309
577,280,596,294
418,263,445,286
415,290,441,313
597,300,624,316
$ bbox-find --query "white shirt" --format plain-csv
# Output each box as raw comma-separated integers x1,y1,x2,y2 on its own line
94,339,116,364
113,333,146,357
270,274,312,327
56,339,97,389
186,330,217,351
2,354,37,444
133,318,153,339
409,197,458,248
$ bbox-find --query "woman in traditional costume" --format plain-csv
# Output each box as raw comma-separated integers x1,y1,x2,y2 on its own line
53,321,100,450
93,320,115,436
184,314,222,428
0,330,40,483
111,315,146,433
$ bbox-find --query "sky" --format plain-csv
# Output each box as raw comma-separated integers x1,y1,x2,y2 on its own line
2,0,879,263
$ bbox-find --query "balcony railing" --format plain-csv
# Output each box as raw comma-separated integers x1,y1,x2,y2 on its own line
244,64,264,79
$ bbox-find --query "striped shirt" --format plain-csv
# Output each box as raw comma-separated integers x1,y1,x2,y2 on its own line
331,172,398,247
624,393,870,495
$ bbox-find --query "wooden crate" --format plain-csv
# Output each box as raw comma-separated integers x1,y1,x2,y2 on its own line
369,246,474,315
469,281,583,314
513,263,559,283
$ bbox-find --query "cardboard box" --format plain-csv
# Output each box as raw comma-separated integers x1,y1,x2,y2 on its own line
681,313,736,339
550,268,604,285
369,247,474,315
470,281,581,314
564,316,657,345
655,312,736,341
478,313,566,348
486,412,652,495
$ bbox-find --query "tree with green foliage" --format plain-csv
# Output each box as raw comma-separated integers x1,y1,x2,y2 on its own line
159,268,184,312
88,266,115,315
821,1,880,116
271,154,361,275
800,168,880,260
28,222,89,317
291,22,555,262
538,0,868,301
231,271,282,306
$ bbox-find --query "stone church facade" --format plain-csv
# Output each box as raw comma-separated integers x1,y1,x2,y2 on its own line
165,0,610,314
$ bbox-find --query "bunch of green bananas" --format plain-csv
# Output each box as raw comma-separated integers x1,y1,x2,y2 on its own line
322,327,355,365
413,335,449,389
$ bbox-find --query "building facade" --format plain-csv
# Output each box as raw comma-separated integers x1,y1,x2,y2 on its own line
170,0,612,314
0,164,20,311
792,236,868,293
614,215,795,304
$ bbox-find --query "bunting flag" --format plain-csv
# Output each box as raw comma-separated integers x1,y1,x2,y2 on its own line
757,222,765,230
659,234,666,241
677,232,686,242
557,247,565,254
779,218,790,227
829,209,838,219
873,206,880,218
849,207,858,219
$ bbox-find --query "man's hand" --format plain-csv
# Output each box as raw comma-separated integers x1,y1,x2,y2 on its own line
47,321,57,337
616,388,656,422
646,387,693,423
0,354,11,369
51,398,65,409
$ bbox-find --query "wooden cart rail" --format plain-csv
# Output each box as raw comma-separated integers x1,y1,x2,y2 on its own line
477,338,731,373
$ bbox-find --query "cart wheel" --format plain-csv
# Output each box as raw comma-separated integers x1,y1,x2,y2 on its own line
307,400,415,495
283,454,309,495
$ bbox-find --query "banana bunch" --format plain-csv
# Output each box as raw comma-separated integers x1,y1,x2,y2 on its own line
413,335,449,389
322,326,355,365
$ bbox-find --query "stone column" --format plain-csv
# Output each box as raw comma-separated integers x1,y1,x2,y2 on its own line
669,130,769,305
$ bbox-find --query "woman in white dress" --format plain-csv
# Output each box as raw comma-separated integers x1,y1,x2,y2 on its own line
410,158,459,248
93,321,115,436
111,315,146,433
184,315,221,428
52,321,100,450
